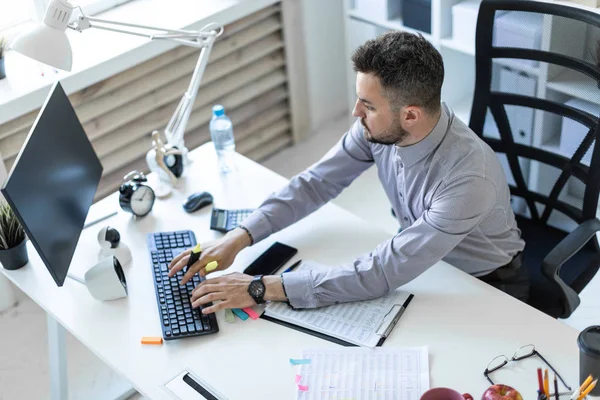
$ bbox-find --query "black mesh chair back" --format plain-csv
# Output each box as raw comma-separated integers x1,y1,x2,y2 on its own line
469,0,600,318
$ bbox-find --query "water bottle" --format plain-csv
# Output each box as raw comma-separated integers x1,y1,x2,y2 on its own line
209,104,235,173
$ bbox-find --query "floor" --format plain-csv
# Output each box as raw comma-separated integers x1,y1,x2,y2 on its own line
0,114,399,400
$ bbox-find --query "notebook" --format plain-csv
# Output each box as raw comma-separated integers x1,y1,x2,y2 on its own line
262,262,413,347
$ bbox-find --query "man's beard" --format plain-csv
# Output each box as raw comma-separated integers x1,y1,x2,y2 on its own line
361,117,409,145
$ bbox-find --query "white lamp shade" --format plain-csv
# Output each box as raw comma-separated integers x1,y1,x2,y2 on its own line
11,24,73,71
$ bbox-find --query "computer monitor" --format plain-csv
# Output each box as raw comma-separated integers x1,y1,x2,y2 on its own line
1,81,103,286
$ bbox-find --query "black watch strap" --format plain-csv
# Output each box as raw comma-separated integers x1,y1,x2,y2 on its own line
248,275,266,304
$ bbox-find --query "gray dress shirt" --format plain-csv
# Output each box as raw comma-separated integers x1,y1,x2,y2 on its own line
242,103,525,309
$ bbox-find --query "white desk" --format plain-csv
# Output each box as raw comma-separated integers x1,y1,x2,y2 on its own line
1,144,581,399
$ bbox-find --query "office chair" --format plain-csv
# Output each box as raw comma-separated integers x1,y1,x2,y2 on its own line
470,0,600,318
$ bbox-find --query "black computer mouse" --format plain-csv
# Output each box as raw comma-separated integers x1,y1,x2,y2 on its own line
183,191,214,213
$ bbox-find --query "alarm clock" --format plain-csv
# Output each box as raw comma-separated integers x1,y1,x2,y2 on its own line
119,171,156,217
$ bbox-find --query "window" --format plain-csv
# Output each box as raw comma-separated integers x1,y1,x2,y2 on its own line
0,0,132,39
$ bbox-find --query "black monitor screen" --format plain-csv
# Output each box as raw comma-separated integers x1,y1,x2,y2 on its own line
1,81,103,286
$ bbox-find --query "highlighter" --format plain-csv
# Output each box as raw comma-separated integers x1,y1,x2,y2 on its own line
205,261,218,272
186,243,202,268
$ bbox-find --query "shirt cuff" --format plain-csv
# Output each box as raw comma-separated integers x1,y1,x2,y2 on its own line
280,270,317,309
240,210,273,244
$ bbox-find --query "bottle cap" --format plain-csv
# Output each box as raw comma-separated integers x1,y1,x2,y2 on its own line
212,104,224,117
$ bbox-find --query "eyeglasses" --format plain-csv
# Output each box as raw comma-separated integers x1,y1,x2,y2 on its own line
484,344,572,391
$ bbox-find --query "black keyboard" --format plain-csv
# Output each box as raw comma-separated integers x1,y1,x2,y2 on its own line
147,230,219,340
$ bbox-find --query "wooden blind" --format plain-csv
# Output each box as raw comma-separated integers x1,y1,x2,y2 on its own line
0,4,293,200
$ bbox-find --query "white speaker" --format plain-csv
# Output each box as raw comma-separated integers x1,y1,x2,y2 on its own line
84,256,128,301
97,226,132,266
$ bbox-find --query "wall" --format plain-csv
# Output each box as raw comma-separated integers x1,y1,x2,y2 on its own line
301,0,349,134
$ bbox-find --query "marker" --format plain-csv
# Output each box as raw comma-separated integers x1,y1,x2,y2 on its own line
205,261,218,272
187,243,202,268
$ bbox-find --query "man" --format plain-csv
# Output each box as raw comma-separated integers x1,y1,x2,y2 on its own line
168,31,528,314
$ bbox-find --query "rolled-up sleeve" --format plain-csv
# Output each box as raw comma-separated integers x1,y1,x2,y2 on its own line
284,174,497,309
242,120,374,243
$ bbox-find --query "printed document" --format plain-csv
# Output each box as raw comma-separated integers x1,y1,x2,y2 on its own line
295,346,429,400
264,287,411,347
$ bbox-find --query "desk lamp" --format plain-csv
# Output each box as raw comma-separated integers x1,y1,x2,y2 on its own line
11,0,224,168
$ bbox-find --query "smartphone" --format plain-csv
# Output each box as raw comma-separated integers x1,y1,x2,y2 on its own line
243,242,298,276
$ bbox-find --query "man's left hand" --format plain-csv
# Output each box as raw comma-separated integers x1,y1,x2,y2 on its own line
191,272,256,314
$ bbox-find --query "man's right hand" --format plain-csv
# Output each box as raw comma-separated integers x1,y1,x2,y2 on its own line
167,227,252,285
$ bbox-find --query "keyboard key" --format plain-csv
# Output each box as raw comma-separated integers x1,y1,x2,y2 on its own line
195,321,204,332
180,326,188,334
187,324,196,333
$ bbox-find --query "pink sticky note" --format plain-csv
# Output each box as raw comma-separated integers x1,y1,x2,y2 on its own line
242,307,259,320
295,374,309,392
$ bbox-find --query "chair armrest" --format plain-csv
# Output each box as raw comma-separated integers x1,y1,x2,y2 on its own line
542,218,600,318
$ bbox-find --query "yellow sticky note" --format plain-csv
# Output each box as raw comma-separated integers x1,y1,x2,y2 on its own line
192,243,202,254
205,261,218,272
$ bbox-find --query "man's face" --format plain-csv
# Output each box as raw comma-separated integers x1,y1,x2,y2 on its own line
352,72,408,145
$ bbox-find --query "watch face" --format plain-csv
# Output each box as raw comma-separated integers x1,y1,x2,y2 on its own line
249,280,265,298
130,185,155,216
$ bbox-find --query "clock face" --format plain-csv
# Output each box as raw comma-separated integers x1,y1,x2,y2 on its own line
130,185,155,216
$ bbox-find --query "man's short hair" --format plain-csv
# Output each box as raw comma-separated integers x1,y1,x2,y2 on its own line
351,31,444,114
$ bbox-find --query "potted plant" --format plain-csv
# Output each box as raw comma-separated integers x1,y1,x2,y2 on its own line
0,36,6,80
0,202,28,270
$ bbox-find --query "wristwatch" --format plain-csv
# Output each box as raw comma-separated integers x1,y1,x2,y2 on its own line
248,275,266,304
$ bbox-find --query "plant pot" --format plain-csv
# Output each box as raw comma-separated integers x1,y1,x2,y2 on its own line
0,239,28,270
0,57,5,80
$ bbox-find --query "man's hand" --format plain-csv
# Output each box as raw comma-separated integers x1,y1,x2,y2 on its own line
168,227,251,285
191,273,287,314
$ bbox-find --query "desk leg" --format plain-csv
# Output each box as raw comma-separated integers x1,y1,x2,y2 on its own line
47,314,68,400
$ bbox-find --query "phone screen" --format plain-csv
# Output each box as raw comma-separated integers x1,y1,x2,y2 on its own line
243,242,298,276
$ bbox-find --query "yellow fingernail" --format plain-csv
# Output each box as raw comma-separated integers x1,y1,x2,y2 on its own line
205,261,218,272
192,243,202,254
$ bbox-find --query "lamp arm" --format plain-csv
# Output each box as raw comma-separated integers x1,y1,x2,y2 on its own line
70,10,222,159
164,43,214,154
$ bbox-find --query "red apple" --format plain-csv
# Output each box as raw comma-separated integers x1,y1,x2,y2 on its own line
481,385,523,400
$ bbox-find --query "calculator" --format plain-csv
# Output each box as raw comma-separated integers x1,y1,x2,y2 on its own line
210,208,254,233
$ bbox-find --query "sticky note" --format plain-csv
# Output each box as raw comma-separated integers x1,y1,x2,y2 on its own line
141,336,163,345
289,358,312,365
205,261,218,272
232,308,249,321
225,308,235,323
295,374,309,392
242,307,259,320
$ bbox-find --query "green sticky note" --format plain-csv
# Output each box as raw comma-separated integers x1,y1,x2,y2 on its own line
225,308,235,323
205,261,218,272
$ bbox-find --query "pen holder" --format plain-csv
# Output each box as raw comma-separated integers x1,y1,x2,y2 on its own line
578,326,600,397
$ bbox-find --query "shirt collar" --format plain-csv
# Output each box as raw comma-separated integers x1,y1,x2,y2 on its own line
395,103,451,167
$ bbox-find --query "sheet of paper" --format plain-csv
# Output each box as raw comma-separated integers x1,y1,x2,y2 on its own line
295,347,429,400
265,288,411,347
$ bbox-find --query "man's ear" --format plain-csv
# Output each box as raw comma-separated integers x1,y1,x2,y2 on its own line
402,106,423,126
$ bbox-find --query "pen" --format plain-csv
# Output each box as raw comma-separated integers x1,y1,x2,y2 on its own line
538,368,544,393
544,369,550,398
283,259,302,273
554,375,558,400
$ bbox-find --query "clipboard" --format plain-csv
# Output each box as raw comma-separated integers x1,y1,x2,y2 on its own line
260,294,414,347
